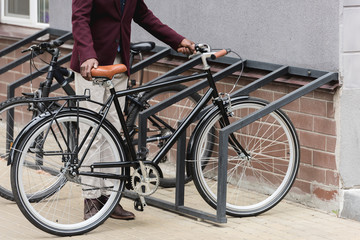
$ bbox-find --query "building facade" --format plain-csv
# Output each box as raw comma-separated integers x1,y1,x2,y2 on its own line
1,0,360,221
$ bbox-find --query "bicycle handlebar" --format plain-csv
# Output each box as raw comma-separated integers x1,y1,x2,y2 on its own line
22,40,64,54
211,49,231,60
193,44,231,60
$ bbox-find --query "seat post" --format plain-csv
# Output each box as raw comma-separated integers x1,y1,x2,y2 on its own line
110,85,138,161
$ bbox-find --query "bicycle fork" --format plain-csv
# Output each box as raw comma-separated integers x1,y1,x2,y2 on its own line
206,69,250,159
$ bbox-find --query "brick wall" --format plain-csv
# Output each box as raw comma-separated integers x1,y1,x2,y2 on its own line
132,55,339,211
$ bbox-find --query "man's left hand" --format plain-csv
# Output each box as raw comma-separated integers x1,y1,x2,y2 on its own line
177,38,196,55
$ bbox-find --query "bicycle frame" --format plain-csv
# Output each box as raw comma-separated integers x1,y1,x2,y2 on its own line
77,66,240,180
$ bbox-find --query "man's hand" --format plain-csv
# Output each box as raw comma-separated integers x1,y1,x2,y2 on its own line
80,58,99,81
177,38,196,55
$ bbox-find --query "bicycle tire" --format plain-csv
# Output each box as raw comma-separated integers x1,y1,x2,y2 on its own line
190,98,300,217
0,97,40,201
126,84,201,188
11,109,125,236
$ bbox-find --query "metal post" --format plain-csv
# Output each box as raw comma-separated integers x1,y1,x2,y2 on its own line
217,131,228,223
175,120,186,208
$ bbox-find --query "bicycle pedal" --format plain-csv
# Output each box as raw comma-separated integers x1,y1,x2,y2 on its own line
134,197,146,212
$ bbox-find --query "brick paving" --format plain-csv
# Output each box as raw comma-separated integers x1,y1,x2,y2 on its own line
1,183,360,240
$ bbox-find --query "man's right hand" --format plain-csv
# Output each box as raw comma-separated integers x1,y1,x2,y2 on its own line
80,58,99,81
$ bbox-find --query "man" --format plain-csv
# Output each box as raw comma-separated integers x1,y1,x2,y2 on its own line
71,0,195,220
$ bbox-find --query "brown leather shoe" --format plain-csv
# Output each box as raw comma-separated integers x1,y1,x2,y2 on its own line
110,204,135,220
84,198,102,220
97,195,135,220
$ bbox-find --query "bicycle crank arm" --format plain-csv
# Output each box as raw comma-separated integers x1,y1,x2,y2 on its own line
134,196,147,212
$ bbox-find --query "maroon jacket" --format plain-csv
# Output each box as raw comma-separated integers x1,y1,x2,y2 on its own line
71,0,185,75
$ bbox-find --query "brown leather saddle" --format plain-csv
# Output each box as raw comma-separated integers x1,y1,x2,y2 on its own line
91,64,127,80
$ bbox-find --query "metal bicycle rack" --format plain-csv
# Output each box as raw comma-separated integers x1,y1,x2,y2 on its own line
133,46,338,223
1,29,339,224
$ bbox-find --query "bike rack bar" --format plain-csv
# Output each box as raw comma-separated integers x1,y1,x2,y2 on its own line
0,29,72,75
146,55,203,85
124,190,223,222
130,47,171,75
222,72,337,135
0,28,49,57
175,126,186,207
231,65,289,96
0,54,31,75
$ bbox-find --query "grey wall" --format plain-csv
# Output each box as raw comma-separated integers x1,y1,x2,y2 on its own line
49,0,72,31
49,0,339,71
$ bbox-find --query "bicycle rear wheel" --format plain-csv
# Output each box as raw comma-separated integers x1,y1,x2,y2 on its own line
127,84,201,188
0,97,38,201
190,98,300,217
11,110,125,236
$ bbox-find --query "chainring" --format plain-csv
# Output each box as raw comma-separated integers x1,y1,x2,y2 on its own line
131,164,160,196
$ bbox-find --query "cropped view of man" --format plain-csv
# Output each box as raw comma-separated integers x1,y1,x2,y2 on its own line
71,0,195,220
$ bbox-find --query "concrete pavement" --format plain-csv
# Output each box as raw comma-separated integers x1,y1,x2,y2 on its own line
1,183,360,240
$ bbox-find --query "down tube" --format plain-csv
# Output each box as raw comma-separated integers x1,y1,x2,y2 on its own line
152,88,214,165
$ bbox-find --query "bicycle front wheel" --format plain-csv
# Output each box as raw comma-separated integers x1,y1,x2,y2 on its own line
11,110,125,236
190,98,300,217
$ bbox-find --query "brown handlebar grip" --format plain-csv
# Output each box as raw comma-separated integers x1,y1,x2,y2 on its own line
211,49,230,60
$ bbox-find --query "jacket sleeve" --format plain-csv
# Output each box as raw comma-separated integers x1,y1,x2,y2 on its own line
72,0,98,65
133,0,185,50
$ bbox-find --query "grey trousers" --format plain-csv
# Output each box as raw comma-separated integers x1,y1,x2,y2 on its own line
75,55,128,199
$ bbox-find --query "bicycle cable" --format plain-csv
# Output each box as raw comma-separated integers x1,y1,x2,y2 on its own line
28,50,36,92
28,49,54,93
211,48,244,95
30,52,51,74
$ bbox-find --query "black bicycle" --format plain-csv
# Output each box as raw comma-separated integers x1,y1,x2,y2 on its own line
9,43,300,236
0,40,200,201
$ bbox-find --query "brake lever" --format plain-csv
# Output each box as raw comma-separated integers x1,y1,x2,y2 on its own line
189,43,212,59
21,44,39,54
21,49,31,53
